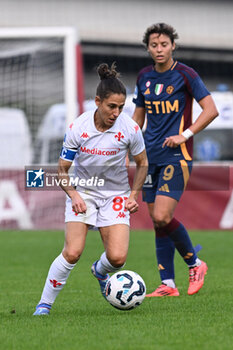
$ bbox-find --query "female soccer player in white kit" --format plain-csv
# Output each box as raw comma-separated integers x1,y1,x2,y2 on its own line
33,63,148,315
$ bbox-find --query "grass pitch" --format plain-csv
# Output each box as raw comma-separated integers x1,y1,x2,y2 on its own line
0,229,233,350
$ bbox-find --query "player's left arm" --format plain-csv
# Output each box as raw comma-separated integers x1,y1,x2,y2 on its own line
125,149,148,213
188,94,219,134
163,95,219,148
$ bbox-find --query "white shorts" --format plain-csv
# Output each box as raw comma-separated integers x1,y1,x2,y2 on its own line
65,192,130,227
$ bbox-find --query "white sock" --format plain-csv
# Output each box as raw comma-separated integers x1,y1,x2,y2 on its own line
96,252,124,276
162,279,176,288
38,253,76,306
188,258,202,268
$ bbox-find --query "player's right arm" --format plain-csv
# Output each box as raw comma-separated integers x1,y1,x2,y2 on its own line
58,157,87,214
132,106,146,129
58,119,87,214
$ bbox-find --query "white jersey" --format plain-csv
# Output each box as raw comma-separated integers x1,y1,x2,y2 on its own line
60,110,145,198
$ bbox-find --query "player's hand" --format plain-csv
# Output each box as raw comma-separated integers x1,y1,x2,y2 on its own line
125,198,139,213
71,192,87,214
162,134,187,148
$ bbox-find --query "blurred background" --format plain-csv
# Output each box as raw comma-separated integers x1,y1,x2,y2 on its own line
1,0,233,163
0,0,233,230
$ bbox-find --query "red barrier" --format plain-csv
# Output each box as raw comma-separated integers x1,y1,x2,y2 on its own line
130,164,233,230
175,165,233,230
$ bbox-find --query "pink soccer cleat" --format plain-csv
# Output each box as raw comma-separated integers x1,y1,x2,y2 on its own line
146,284,180,297
188,260,208,295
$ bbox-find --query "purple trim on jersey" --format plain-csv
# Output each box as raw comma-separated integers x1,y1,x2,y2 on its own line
136,65,154,84
174,62,210,102
179,71,193,96
174,62,198,79
183,90,194,158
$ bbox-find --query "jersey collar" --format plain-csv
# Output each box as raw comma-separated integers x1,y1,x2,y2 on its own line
154,60,177,74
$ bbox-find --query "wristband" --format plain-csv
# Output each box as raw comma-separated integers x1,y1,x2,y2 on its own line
181,128,194,140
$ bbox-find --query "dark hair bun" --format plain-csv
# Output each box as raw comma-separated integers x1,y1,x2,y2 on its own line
97,62,119,80
95,62,126,99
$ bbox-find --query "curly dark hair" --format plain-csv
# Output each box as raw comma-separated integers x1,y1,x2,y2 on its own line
96,62,126,100
143,23,179,47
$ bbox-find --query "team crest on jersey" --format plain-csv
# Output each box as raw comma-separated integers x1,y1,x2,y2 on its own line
115,132,124,141
166,85,174,94
155,84,164,95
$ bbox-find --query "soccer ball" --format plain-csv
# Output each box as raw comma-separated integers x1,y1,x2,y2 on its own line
105,270,146,310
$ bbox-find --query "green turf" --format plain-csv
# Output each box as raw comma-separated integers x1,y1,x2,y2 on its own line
0,229,233,350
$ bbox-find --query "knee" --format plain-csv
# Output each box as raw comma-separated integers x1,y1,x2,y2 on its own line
152,212,172,228
148,208,170,228
107,253,126,268
62,248,82,264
